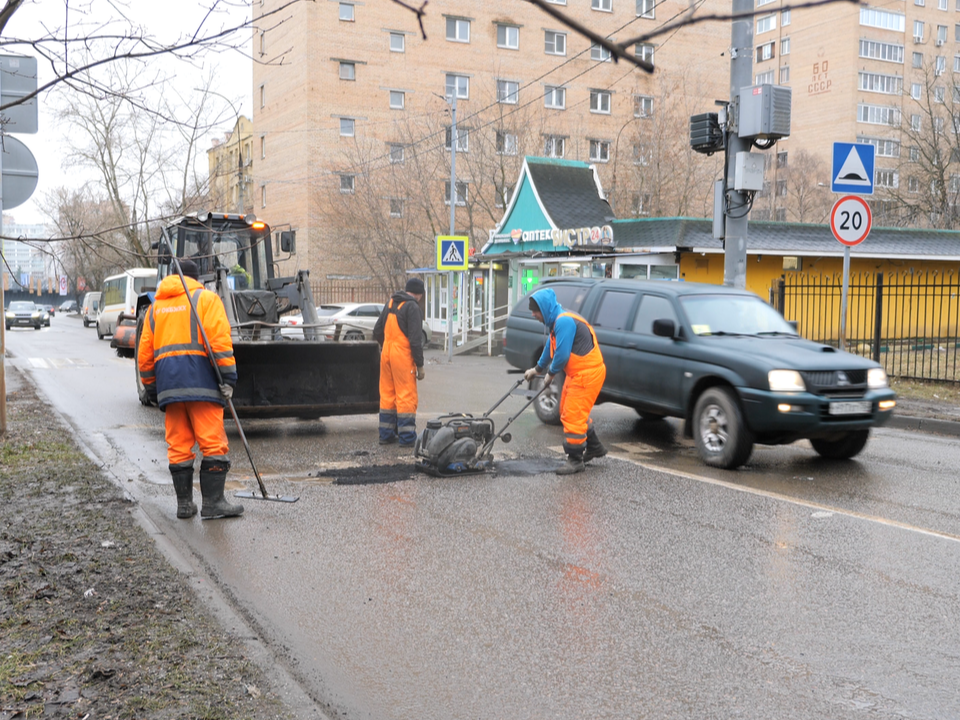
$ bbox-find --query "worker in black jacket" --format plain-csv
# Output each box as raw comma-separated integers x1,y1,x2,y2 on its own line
373,277,425,446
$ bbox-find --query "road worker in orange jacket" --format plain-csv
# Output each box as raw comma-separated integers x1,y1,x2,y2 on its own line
137,259,242,519
524,287,608,475
374,277,425,446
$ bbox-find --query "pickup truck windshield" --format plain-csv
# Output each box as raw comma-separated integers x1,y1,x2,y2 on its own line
680,294,797,337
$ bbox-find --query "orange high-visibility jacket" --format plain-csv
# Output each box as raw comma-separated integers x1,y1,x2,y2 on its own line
138,274,237,408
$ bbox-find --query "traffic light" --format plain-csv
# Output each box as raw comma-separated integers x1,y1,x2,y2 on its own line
690,112,723,155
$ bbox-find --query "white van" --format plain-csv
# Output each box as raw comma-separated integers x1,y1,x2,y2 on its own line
96,268,156,340
80,291,101,327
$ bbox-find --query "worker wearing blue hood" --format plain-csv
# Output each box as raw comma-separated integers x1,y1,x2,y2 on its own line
523,287,608,474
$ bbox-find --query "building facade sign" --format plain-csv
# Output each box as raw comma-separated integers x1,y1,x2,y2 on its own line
491,224,615,249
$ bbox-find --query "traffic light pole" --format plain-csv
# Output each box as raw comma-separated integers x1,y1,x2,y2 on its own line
722,0,755,290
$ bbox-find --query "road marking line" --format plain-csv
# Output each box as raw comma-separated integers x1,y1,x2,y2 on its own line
616,454,960,545
28,357,49,369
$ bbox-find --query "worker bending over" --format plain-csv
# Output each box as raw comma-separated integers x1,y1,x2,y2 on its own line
138,259,243,519
374,277,425,446
525,288,608,475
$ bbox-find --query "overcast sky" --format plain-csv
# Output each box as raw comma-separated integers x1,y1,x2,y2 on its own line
3,0,252,226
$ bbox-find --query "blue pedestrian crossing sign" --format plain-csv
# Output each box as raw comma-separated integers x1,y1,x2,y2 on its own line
831,142,875,195
437,235,468,271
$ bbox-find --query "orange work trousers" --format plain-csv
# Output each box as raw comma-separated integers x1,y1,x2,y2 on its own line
164,401,229,465
379,340,418,444
560,364,606,454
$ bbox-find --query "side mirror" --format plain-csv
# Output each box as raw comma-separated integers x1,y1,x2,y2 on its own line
279,231,296,254
788,320,799,332
652,318,676,338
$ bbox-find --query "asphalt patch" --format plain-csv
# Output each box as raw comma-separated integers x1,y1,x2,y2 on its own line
322,457,563,485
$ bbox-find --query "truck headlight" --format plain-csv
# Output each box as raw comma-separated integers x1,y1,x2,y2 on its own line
769,369,806,392
867,367,889,389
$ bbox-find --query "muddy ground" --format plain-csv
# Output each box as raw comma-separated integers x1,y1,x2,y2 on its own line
0,374,295,720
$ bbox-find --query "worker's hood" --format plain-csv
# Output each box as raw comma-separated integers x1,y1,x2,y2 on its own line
155,273,204,301
531,287,563,327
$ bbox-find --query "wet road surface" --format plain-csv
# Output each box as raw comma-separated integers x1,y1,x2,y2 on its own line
6,318,960,718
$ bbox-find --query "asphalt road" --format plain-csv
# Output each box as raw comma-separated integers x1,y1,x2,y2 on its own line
5,315,960,719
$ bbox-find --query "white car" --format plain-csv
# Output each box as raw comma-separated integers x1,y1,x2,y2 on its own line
280,302,432,345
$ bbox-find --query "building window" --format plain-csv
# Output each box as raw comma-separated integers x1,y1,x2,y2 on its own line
544,85,566,109
495,184,514,208
497,79,519,104
915,52,925,68
776,151,788,168
911,114,922,131
339,2,354,21
259,31,266,55
446,17,470,42
781,37,791,56
940,0,948,9
781,8,791,25
390,32,405,52
936,85,946,102
389,144,405,164
875,169,899,188
340,174,355,193
340,118,355,137
859,71,903,94
780,66,790,83
911,82,922,99
909,146,920,162
261,184,266,208
444,180,468,205
908,176,920,193
636,43,654,63
590,90,611,114
260,135,265,159
543,135,565,158
858,136,900,157
776,180,787,197
390,199,403,218
916,0,925,5
955,54,960,72
633,143,650,165
589,139,610,162
497,24,519,49
631,193,652,216
259,84,265,108
591,43,612,62
637,0,655,19
496,131,518,155
592,0,612,11
859,39,903,63
339,61,356,80
858,103,900,125
545,30,567,55
756,41,775,62
634,94,654,117
938,24,949,44
756,14,776,34
860,8,905,31
756,69,775,84
937,55,947,75
915,20,925,42
389,90,405,109
445,126,469,152
445,74,469,99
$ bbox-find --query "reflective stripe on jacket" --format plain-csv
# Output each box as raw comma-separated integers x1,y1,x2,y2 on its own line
137,274,237,408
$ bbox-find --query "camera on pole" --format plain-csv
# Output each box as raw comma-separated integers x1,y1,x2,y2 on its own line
690,112,723,155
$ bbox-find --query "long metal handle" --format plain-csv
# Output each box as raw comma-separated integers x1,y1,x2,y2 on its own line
170,257,270,499
482,377,525,418
477,384,549,458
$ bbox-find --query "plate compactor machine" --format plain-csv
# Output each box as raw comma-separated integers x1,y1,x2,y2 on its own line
414,378,547,477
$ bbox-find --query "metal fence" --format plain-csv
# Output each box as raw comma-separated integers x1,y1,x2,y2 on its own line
770,271,960,382
311,279,386,305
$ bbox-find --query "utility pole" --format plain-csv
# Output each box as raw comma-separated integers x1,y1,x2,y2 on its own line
723,0,755,289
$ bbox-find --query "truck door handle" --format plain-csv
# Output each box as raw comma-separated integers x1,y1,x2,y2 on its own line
626,342,638,349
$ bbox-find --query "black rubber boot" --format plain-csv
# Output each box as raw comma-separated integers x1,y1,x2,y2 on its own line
199,459,244,518
556,454,585,475
169,465,197,519
583,428,608,462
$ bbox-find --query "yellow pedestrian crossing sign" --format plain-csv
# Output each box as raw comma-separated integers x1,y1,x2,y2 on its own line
437,235,468,271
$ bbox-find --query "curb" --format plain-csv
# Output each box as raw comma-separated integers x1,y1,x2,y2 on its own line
888,415,960,437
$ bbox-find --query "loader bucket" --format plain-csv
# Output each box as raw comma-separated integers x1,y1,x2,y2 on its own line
229,340,380,419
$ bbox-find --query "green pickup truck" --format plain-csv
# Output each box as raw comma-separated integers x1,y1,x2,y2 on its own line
503,279,897,469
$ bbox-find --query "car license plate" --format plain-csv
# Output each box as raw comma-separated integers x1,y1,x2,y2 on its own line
829,401,871,416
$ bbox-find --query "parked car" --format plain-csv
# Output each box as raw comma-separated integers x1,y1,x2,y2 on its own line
281,303,432,345
504,278,897,469
46,305,56,317
40,306,50,327
80,291,102,328
5,301,44,330
59,299,78,313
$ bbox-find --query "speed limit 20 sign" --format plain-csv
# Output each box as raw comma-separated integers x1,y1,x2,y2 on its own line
830,195,872,246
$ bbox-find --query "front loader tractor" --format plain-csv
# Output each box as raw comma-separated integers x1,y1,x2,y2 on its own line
133,211,380,419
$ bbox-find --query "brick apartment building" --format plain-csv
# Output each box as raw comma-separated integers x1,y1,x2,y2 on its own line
207,115,255,215
250,0,730,281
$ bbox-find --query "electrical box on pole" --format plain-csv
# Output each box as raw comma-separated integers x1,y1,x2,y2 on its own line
737,84,792,140
690,112,724,155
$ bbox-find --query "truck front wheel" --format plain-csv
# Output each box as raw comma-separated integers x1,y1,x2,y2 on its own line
693,387,754,469
810,430,869,460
